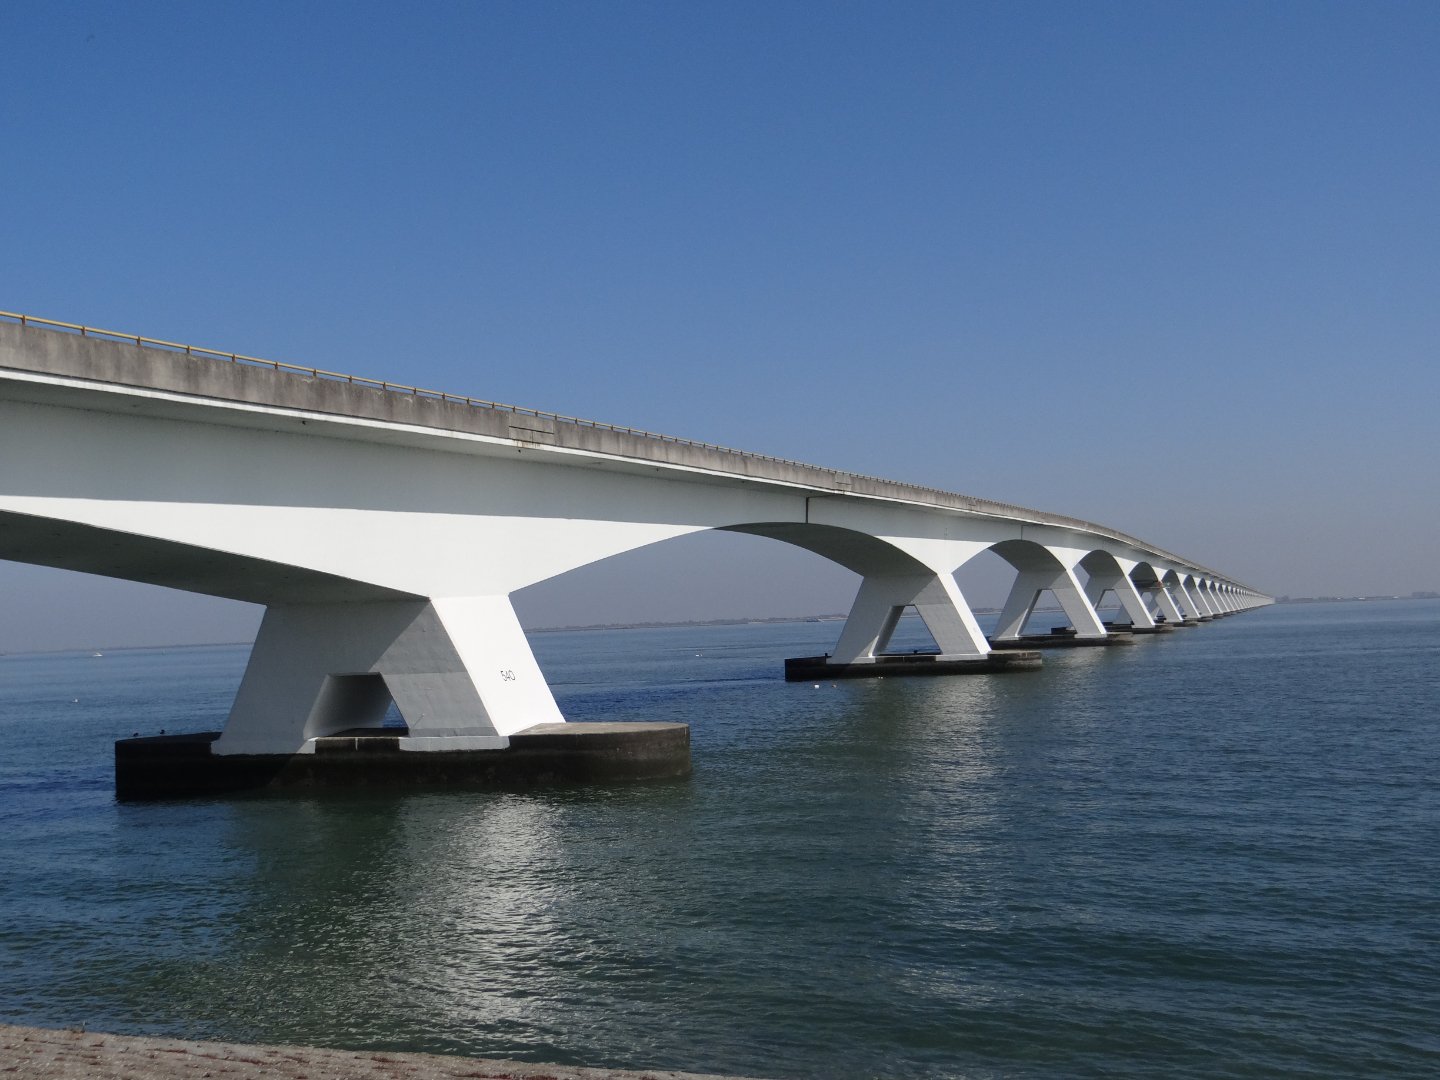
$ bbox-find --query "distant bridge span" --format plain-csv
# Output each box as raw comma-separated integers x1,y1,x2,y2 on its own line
0,316,1270,755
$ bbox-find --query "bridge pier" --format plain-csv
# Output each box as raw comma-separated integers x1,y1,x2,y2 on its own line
787,569,1042,679
1174,578,1209,622
117,723,690,798
992,568,1107,642
1137,580,1188,625
1080,552,1158,630
828,572,990,664
213,596,564,757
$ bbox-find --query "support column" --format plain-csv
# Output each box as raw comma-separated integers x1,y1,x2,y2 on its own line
1173,580,1205,621
1145,583,1186,623
829,572,989,663
993,565,1107,640
213,596,564,756
1083,569,1157,629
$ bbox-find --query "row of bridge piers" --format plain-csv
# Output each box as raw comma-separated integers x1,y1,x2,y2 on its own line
791,546,1264,680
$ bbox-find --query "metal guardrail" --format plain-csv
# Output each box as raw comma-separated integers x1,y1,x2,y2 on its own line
0,308,959,494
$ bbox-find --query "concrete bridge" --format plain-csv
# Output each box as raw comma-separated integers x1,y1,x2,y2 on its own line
0,315,1269,760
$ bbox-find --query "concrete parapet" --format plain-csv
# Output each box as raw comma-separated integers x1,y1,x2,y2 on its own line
0,319,1249,578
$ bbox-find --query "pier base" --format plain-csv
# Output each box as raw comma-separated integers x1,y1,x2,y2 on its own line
115,722,690,799
989,629,1135,649
785,651,1042,680
1104,621,1176,635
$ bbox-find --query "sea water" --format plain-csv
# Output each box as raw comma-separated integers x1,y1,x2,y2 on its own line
1,602,1437,1079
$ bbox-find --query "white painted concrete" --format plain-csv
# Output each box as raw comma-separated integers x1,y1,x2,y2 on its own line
1151,585,1187,624
1081,551,1157,629
990,540,1108,639
829,572,989,662
0,327,1272,754
1170,576,1204,621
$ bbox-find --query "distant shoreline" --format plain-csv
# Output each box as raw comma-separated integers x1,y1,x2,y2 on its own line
0,640,256,659
1276,592,1438,603
0,608,1012,656
6,595,1434,657
525,607,1010,633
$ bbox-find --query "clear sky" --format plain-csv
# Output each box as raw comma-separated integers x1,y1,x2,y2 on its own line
2,1,1437,651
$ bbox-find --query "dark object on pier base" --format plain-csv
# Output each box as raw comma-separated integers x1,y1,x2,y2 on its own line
989,628,1135,649
785,650,1042,681
115,722,690,799
1104,621,1176,635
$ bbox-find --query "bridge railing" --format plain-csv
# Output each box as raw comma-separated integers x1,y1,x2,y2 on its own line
0,308,978,501
0,310,1260,591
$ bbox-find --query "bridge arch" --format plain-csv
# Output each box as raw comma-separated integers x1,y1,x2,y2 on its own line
962,538,1107,641
1129,561,1185,624
715,521,990,663
1076,549,1157,629
1171,573,1207,620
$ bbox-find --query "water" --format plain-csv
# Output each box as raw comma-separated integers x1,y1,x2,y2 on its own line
1,603,1438,1079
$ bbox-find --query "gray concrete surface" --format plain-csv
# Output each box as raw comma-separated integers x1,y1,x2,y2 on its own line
0,319,1243,585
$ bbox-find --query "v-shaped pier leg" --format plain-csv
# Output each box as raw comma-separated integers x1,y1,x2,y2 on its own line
1082,567,1157,629
213,596,564,755
992,565,1107,640
829,572,989,663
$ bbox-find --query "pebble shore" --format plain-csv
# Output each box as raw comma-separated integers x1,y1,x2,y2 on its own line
0,1025,765,1080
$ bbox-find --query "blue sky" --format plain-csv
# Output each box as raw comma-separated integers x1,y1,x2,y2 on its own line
2,2,1437,649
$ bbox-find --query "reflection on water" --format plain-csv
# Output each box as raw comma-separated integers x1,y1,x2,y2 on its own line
2,605,1439,1079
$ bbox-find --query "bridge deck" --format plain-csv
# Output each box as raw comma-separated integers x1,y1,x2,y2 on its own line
0,316,1244,585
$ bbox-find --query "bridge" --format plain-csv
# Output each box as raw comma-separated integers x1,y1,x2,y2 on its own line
0,313,1269,770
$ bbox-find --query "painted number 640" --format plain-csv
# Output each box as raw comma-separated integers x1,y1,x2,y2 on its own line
499,669,517,682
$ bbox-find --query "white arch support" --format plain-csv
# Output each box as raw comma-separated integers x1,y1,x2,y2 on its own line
214,596,563,755
990,539,1108,640
829,572,989,663
1080,551,1157,629
1173,576,1205,621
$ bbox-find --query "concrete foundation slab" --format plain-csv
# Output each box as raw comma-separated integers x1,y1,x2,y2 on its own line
785,651,1042,680
115,722,689,799
988,630,1135,649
